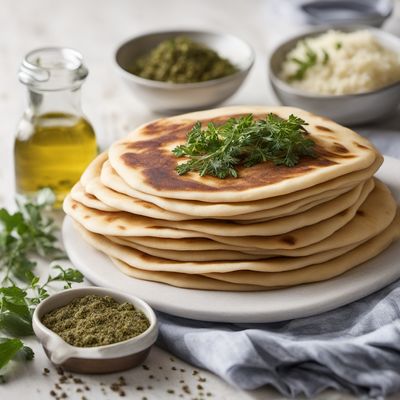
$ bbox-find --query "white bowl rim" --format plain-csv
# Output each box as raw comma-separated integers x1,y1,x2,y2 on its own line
269,24,400,99
32,286,158,360
114,28,255,89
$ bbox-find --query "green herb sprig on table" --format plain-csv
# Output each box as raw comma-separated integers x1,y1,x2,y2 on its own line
0,188,65,284
172,113,316,179
288,41,330,82
0,189,83,380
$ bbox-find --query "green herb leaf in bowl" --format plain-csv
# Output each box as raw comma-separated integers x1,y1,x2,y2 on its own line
130,36,237,83
288,41,331,81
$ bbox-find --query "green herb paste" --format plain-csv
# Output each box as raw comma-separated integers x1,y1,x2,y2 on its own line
130,36,237,83
41,295,150,347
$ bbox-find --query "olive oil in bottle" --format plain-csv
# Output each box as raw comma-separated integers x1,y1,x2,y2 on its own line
15,113,97,207
14,48,98,207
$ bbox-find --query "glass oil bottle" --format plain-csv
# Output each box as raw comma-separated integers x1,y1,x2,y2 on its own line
14,47,98,207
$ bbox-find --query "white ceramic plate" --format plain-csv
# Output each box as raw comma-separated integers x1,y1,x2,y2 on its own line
63,156,400,323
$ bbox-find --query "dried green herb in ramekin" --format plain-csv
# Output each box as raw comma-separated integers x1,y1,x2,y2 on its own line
41,295,150,347
130,36,237,83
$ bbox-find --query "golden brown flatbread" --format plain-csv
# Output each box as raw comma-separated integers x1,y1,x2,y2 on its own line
108,106,378,202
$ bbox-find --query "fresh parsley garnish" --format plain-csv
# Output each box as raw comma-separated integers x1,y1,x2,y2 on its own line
288,41,330,81
0,189,84,380
172,113,315,179
0,188,65,284
335,41,342,50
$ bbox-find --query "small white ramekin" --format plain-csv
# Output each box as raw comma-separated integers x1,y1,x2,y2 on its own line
33,286,158,374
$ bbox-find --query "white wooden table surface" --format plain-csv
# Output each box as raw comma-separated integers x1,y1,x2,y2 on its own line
1,1,400,399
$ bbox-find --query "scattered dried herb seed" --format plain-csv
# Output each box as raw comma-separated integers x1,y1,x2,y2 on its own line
182,384,191,394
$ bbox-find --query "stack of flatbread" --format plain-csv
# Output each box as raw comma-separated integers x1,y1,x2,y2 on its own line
64,106,400,291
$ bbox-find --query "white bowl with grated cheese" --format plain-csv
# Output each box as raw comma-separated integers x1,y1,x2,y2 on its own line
269,26,400,125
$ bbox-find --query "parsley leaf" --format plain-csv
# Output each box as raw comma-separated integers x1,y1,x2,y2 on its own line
0,286,33,336
172,113,315,179
48,265,84,289
0,266,84,337
288,41,330,81
0,338,24,369
0,338,33,382
0,188,65,284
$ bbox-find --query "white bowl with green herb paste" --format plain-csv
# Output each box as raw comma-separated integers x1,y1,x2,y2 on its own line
115,30,254,113
269,26,400,125
32,286,158,374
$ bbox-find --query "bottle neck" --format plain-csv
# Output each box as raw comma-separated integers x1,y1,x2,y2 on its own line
27,86,83,118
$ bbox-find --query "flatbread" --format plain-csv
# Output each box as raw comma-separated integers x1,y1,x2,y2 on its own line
73,211,400,289
73,221,362,273
86,178,199,221
63,179,373,238
205,212,400,286
111,235,259,252
108,106,379,202
100,156,382,218
109,180,396,257
88,170,359,222
80,151,108,187
110,257,265,291
107,235,268,261
70,182,117,212
142,179,372,236
65,105,398,293
107,233,356,263
206,180,392,250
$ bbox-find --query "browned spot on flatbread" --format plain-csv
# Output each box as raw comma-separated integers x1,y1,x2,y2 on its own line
280,235,296,246
120,114,341,193
356,210,365,216
83,215,90,219
315,125,333,132
354,142,369,150
142,120,188,136
134,199,153,209
85,193,96,200
318,142,355,159
333,142,350,154
71,203,78,209
117,225,126,230
147,225,180,231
